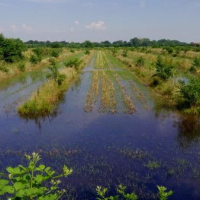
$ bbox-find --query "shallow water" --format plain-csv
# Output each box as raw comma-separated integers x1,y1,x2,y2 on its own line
0,57,200,200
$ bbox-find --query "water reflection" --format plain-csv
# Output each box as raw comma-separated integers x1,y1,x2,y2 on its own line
175,115,200,148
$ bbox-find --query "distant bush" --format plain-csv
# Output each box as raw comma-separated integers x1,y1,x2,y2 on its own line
122,50,128,57
64,58,82,70
154,56,173,81
30,55,41,65
179,77,200,109
0,65,9,73
51,50,59,58
46,62,66,86
17,63,26,72
85,50,90,55
135,57,145,67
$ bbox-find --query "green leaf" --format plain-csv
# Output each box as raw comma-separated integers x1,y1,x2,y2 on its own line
0,179,9,189
6,167,21,175
35,175,44,184
14,182,25,191
1,186,14,194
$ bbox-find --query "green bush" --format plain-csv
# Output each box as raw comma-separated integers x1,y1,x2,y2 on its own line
46,62,66,86
0,34,26,63
30,55,41,65
0,152,72,200
64,58,82,70
135,57,145,67
154,56,173,81
0,65,9,73
179,77,200,108
51,50,59,58
17,63,26,72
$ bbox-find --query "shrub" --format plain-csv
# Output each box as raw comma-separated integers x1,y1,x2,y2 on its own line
122,50,128,57
64,58,82,70
135,57,145,67
154,56,173,81
179,77,200,108
17,63,26,72
51,50,59,58
0,65,9,73
30,55,40,64
46,63,66,86
0,152,72,200
85,50,90,55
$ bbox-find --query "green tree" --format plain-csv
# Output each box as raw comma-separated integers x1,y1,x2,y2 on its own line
0,35,26,63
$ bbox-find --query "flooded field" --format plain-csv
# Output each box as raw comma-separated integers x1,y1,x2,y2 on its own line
0,51,200,199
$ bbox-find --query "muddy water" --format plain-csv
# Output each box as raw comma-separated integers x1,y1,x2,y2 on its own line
0,57,200,200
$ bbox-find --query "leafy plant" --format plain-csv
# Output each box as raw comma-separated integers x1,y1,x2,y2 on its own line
51,50,59,58
17,63,26,72
46,62,66,86
154,56,173,81
179,77,200,108
0,152,72,200
122,50,128,57
157,186,173,200
30,55,40,65
85,50,90,55
96,185,138,200
64,58,82,70
0,65,9,73
135,57,145,67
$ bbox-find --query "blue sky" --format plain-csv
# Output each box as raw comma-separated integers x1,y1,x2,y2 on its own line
0,0,200,42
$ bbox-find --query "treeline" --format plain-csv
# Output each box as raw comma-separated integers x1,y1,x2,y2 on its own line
0,34,26,63
26,38,193,48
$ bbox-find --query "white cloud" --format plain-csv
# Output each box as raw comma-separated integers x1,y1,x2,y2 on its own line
75,21,79,25
86,21,106,30
22,24,33,31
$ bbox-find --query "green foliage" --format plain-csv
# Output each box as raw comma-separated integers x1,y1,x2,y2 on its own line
0,65,9,73
180,77,200,108
135,57,145,67
17,63,26,72
85,50,90,55
157,186,173,200
51,50,59,58
64,58,82,70
0,34,26,63
30,55,40,64
122,50,128,57
165,47,174,54
154,56,173,81
96,185,138,200
46,62,66,86
0,152,72,200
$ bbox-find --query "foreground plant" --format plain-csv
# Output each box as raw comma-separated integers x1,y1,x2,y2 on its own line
0,152,73,200
96,185,173,200
96,185,138,200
